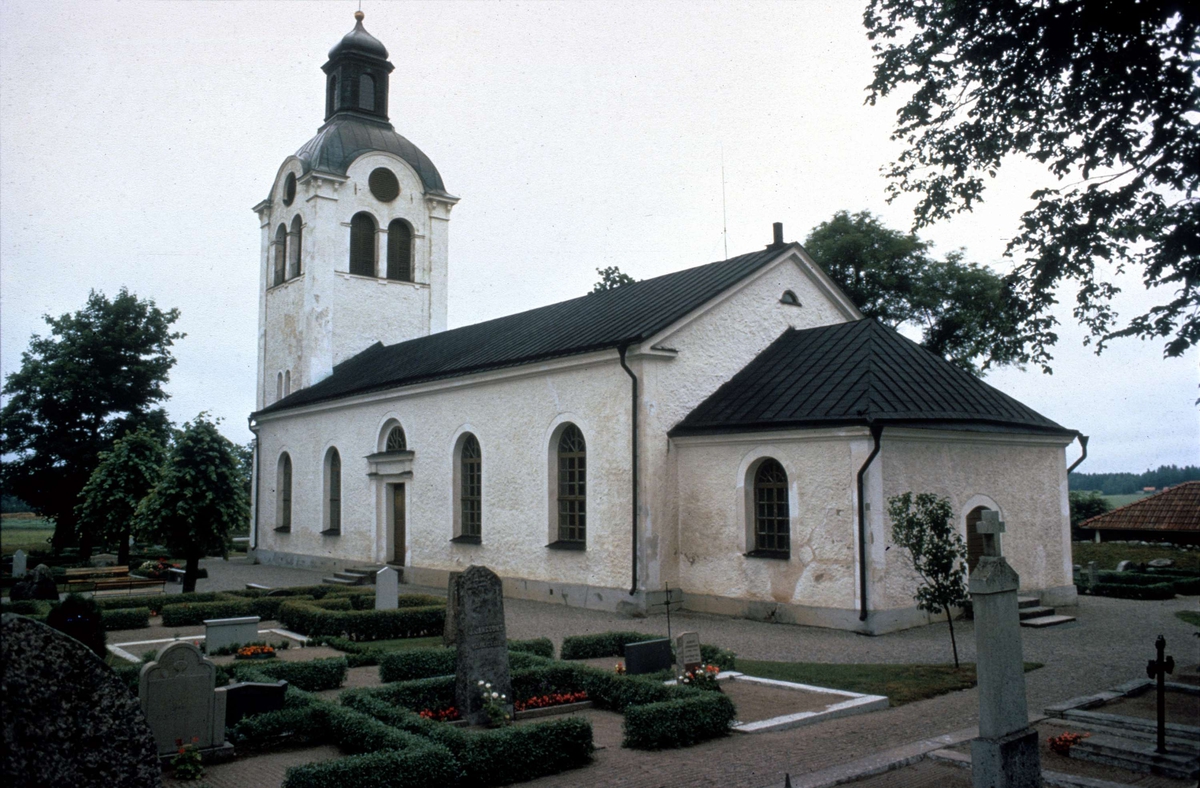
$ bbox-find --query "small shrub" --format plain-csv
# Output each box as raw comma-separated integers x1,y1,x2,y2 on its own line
379,649,456,683
234,657,347,692
622,693,736,749
101,607,150,631
456,717,593,785
699,644,737,671
508,637,554,659
560,631,652,660
46,594,106,657
227,703,327,748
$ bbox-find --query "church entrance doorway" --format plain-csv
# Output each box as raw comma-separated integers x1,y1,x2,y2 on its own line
391,484,406,565
965,506,990,571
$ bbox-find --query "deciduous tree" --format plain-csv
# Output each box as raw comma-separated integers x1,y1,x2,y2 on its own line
134,415,248,592
865,1,1200,365
888,492,969,668
0,289,181,557
592,266,636,293
75,428,167,565
805,211,1024,374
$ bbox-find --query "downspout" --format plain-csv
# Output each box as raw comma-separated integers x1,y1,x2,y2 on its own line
618,345,639,596
1066,434,1089,474
248,416,260,552
857,423,883,622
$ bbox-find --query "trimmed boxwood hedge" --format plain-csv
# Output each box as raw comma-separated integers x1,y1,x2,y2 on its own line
560,631,649,660
622,693,737,749
234,657,348,692
1087,581,1176,600
101,607,150,630
345,676,457,714
457,717,593,785
379,648,456,683
508,637,554,659
279,600,445,641
283,743,459,788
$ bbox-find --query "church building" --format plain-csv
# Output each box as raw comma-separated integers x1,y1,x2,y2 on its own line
248,13,1079,634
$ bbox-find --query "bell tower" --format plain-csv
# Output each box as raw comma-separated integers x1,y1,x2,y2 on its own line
253,11,458,411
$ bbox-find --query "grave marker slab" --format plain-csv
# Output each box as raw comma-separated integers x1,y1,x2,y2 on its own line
222,680,288,727
204,616,260,654
11,549,26,578
376,566,399,610
675,631,702,671
2,614,160,786
139,641,227,757
625,638,673,675
453,566,512,725
443,570,462,645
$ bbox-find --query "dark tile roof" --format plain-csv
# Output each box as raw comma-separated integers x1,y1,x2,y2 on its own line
293,116,449,196
1079,482,1200,533
670,319,1073,436
259,246,787,415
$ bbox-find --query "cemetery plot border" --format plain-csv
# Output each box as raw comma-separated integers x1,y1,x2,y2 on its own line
717,673,890,733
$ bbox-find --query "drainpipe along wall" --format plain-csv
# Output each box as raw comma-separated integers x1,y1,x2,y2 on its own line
248,416,260,552
619,346,639,597
857,424,883,622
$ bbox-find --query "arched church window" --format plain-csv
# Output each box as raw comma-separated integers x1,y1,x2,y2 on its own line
276,453,292,532
753,459,789,556
359,73,376,111
276,372,283,401
273,224,287,286
349,212,377,277
324,448,341,535
387,219,413,281
369,168,399,202
385,426,407,452
283,370,291,397
289,215,303,279
282,172,296,207
460,435,481,539
556,425,586,545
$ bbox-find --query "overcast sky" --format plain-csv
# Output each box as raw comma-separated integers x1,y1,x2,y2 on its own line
2,0,1196,475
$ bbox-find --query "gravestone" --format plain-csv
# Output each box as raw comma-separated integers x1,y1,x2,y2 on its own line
1116,560,1137,572
92,553,118,567
223,680,288,726
675,631,703,672
453,566,512,725
443,570,462,646
1086,561,1098,587
625,638,673,675
1,614,161,788
204,616,260,653
968,511,1041,788
139,641,229,757
1147,558,1174,568
11,549,26,578
376,566,399,610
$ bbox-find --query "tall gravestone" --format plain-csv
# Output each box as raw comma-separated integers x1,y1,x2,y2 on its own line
453,566,512,725
969,510,1041,788
443,570,462,646
139,641,229,757
11,549,27,578
376,566,399,610
2,614,161,788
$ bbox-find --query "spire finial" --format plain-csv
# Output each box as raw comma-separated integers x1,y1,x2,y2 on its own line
355,10,364,22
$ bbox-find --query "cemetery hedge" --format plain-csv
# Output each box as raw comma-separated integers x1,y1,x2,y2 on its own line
100,607,150,630
284,745,460,788
377,646,552,683
279,600,445,641
559,630,737,670
508,636,555,659
1086,581,1176,600
622,693,738,750
233,656,348,692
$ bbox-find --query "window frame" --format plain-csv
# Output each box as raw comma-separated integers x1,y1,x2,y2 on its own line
272,224,287,286
275,453,292,532
386,219,414,282
747,458,790,558
348,212,378,277
452,433,482,544
323,448,342,536
550,424,587,549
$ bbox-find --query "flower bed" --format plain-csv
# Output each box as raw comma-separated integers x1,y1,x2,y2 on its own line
514,690,588,712
235,644,277,660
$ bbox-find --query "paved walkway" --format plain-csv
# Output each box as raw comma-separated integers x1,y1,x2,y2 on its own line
161,558,1199,788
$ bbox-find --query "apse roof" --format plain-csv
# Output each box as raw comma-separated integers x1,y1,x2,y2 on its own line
670,319,1074,437
258,246,789,415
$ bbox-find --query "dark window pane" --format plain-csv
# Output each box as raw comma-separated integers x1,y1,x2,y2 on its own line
754,459,789,554
349,213,376,277
556,425,586,543
461,435,481,538
387,219,412,281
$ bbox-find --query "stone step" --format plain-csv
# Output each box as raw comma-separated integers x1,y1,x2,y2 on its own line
1062,708,1200,741
1020,614,1076,628
1017,596,1041,609
1018,605,1056,620
321,576,357,585
1054,718,1200,751
332,571,368,583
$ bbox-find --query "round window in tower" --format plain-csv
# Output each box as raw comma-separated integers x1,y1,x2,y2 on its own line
369,168,400,202
282,172,297,206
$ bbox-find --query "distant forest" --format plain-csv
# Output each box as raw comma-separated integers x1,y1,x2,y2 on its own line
1069,465,1200,495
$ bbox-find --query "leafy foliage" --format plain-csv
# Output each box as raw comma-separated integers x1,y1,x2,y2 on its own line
865,1,1200,363
75,428,166,564
134,414,248,591
591,266,637,293
1068,490,1111,528
44,593,106,657
805,211,1025,375
0,289,181,555
1069,464,1200,495
887,492,969,667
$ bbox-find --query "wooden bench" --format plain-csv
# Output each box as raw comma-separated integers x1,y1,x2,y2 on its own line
90,577,167,596
63,566,129,582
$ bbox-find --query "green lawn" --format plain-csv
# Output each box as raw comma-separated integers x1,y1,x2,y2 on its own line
1072,542,1200,572
1176,611,1200,628
735,660,1043,707
1,518,54,556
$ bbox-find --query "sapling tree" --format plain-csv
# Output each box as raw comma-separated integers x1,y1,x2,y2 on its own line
134,414,248,592
888,492,969,668
75,427,167,565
